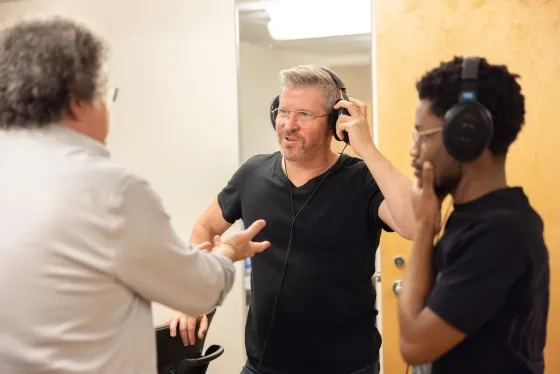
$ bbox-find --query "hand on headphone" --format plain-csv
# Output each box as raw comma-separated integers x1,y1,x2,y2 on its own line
334,97,375,158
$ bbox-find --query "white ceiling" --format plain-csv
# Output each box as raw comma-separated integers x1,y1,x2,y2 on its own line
0,0,372,62
237,0,371,59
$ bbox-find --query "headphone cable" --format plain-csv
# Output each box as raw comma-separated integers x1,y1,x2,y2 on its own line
257,146,347,371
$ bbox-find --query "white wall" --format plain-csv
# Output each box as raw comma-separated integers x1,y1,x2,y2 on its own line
238,42,372,161
0,1,245,373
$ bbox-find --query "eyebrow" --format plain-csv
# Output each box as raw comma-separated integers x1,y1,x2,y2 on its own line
279,106,312,112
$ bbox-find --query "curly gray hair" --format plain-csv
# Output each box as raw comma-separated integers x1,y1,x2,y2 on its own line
0,15,109,128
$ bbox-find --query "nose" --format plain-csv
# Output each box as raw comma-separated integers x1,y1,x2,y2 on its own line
283,114,299,132
409,142,419,158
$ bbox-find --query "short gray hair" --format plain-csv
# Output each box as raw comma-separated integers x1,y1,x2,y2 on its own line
0,15,109,128
279,64,343,111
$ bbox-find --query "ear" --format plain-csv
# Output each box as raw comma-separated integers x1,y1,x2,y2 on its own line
68,95,100,122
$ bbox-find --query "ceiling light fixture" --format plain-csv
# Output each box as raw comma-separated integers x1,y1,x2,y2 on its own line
265,0,371,41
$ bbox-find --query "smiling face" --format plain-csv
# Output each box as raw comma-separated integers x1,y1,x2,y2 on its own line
275,84,332,163
410,99,462,198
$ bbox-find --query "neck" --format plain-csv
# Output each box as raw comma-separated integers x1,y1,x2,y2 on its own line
283,149,339,180
452,158,508,204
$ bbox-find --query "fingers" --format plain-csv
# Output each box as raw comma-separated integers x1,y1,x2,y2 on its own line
250,240,271,254
412,176,421,193
169,315,179,337
335,119,347,142
198,241,212,252
335,115,353,140
198,315,208,339
242,219,267,240
348,97,367,117
421,161,435,190
186,316,197,345
178,315,190,346
333,99,361,117
213,235,222,246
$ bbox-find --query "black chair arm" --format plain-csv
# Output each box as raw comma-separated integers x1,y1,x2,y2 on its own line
177,345,224,372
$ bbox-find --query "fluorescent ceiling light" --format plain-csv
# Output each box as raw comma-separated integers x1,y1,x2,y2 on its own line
265,0,371,41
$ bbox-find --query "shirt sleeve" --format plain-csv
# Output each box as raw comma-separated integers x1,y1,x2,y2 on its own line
112,177,235,317
364,167,393,233
425,218,527,335
217,156,256,224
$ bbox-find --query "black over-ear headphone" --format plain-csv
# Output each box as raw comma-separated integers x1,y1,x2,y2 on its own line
442,56,494,163
269,67,350,143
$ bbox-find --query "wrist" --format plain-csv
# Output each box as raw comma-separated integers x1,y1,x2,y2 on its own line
415,220,437,237
213,243,236,262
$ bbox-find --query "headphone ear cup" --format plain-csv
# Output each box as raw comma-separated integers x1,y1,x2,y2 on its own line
331,99,349,143
270,94,280,129
443,102,493,162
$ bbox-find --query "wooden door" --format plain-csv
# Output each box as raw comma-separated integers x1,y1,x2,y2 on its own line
373,1,560,373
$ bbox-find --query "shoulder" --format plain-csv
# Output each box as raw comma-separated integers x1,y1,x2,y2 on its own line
469,209,540,243
73,155,157,202
242,152,280,168
238,152,281,177
337,154,380,188
452,209,542,266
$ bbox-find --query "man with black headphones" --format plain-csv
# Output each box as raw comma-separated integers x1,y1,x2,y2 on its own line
399,56,549,373
167,64,416,374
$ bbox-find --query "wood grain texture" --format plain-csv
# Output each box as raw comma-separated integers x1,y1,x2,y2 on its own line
373,0,560,373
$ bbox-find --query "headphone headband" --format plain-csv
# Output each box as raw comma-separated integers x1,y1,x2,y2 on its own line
459,57,481,101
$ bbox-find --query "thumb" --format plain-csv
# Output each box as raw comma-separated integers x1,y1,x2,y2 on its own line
242,219,267,240
421,161,435,190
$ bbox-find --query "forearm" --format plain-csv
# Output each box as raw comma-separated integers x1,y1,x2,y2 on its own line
115,181,236,316
362,147,415,234
398,223,435,341
189,222,216,244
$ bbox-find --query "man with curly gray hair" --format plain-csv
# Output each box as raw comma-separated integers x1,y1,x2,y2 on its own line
0,15,270,374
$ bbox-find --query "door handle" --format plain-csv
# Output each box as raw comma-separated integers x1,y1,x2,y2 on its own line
393,280,402,295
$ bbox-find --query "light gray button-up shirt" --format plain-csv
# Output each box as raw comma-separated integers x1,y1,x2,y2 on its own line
0,125,235,374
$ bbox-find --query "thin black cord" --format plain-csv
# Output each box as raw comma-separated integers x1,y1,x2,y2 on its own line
257,147,347,370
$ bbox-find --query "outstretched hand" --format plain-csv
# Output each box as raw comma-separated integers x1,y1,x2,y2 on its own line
213,219,270,262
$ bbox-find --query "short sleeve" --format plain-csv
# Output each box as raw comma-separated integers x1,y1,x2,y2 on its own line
364,169,393,233
426,219,527,335
217,156,257,224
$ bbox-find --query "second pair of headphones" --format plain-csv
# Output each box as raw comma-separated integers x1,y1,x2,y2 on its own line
269,67,350,143
442,56,494,163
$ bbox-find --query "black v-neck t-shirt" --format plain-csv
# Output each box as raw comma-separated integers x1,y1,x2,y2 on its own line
426,187,549,374
218,152,391,374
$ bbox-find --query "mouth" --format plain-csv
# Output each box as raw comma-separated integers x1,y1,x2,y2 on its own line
283,136,299,143
411,160,421,178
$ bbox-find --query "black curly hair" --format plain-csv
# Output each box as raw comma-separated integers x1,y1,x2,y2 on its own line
416,56,525,156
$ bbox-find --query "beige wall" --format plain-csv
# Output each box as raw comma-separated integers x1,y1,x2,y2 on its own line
329,64,373,104
0,1,245,373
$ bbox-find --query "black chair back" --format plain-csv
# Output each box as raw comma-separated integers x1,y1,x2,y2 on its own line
156,308,223,374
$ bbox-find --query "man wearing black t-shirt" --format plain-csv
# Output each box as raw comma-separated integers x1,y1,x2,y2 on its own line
399,56,549,374
167,65,416,374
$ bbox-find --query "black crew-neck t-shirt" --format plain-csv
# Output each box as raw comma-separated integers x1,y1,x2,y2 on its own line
218,152,391,374
425,187,549,374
